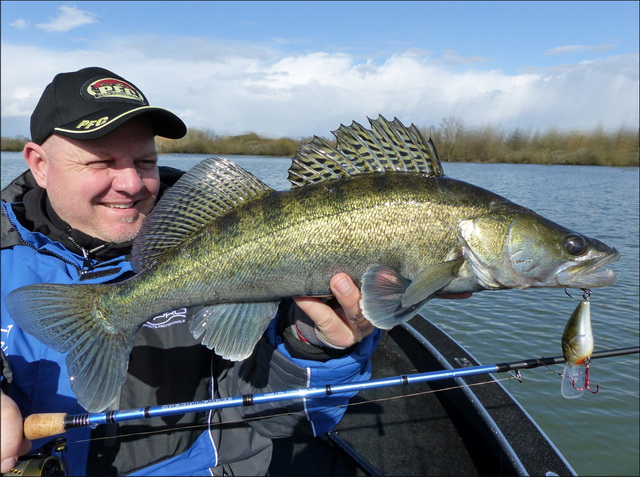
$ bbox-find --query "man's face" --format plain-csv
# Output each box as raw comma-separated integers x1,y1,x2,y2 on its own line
29,118,160,243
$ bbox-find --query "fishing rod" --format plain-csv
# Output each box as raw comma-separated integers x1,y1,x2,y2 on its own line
23,345,638,441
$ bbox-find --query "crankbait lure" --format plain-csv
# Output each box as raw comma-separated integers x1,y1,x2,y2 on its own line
561,289,599,398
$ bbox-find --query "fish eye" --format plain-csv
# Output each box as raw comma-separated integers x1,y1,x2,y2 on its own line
564,234,588,256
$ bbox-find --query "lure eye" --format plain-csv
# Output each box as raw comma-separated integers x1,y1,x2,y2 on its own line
565,234,588,256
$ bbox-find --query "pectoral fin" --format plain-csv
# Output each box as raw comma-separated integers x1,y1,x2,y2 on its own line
190,301,280,361
361,260,463,330
402,259,464,308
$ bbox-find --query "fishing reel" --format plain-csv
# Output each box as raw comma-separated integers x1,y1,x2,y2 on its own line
2,438,68,477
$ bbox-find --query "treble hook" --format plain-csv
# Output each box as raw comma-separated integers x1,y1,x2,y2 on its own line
564,288,592,301
571,356,600,393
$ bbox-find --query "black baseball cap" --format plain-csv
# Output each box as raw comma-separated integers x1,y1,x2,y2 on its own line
30,66,187,144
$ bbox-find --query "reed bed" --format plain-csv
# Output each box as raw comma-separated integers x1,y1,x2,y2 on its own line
3,119,637,167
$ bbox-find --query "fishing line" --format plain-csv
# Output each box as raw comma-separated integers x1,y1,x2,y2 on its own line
71,375,517,445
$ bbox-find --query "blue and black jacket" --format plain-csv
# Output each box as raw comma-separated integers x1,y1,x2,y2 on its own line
1,168,380,476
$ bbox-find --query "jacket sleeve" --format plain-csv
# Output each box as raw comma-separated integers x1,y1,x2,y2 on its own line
273,318,381,435
215,313,380,439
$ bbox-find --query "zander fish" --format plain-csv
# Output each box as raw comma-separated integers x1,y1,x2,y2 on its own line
6,116,619,412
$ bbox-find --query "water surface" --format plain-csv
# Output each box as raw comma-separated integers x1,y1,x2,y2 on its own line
2,152,638,476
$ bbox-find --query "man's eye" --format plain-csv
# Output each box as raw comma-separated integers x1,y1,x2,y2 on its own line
88,161,112,168
137,160,158,170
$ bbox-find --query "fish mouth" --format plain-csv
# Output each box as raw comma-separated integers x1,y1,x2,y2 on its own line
557,248,620,288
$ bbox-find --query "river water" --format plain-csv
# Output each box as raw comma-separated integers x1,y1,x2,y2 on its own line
2,151,638,476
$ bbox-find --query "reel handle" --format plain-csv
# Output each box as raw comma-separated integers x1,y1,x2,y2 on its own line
2,437,68,477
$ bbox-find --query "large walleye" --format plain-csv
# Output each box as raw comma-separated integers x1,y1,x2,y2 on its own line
6,116,619,412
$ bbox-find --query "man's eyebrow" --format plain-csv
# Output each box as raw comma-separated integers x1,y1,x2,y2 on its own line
136,152,158,160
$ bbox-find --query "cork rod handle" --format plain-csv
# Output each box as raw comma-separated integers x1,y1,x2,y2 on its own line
23,413,68,440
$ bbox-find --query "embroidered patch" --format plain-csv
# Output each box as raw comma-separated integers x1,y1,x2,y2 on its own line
81,77,146,104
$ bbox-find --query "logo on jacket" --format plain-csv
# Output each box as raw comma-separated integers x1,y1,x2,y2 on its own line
143,308,187,329
1,324,13,353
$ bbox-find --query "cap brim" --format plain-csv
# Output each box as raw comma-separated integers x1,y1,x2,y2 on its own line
52,106,187,141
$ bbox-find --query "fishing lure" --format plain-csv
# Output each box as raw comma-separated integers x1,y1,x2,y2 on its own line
561,289,599,398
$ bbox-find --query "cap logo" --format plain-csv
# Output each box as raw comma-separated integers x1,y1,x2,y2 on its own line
76,117,110,130
81,77,146,104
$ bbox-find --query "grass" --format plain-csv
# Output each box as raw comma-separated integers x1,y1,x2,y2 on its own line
422,117,638,167
2,119,638,167
155,129,302,157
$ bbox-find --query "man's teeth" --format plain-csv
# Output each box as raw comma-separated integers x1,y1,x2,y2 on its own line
106,204,133,209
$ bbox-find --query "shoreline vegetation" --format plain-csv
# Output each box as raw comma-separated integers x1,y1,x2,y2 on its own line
2,117,638,167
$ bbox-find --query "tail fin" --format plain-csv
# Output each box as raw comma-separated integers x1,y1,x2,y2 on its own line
6,283,135,412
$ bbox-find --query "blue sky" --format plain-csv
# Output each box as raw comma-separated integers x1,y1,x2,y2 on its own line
1,1,638,139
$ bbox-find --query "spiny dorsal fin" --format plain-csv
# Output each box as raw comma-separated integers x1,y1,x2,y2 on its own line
287,115,444,188
131,157,273,273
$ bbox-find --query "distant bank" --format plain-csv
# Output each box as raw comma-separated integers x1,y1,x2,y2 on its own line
3,121,638,167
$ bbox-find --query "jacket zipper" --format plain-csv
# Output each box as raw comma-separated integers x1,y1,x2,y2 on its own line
3,203,125,277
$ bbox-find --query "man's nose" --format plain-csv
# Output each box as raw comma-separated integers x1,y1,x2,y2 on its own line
111,166,145,193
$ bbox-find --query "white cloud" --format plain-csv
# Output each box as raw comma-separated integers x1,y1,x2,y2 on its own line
1,38,638,140
545,44,615,56
9,18,29,30
35,5,96,33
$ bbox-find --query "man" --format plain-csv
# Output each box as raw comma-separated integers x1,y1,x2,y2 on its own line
1,67,379,475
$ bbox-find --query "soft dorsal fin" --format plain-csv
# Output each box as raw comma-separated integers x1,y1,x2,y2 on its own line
287,115,444,188
131,157,273,272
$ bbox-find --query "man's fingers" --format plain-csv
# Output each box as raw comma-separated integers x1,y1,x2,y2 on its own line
1,391,31,473
293,296,334,329
329,273,362,320
329,274,374,342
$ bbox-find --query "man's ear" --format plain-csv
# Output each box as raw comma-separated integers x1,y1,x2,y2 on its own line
23,142,49,188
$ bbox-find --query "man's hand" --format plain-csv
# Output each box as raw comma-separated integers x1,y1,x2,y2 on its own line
294,273,472,349
1,389,31,473
293,273,374,348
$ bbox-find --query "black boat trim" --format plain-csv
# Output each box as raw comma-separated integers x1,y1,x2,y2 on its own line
401,315,577,476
